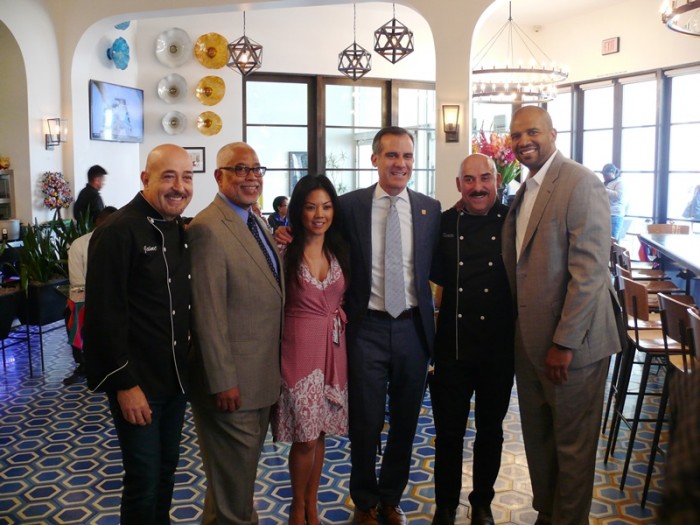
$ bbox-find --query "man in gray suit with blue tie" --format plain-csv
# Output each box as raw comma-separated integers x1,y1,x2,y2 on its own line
189,142,284,525
502,107,621,525
341,127,441,525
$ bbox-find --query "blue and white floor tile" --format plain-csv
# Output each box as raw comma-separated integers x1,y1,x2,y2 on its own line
1,322,663,524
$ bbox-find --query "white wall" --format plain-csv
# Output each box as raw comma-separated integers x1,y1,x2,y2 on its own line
70,20,142,211
0,0,63,224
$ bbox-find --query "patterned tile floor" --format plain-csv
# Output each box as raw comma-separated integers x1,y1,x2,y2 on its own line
0,322,665,524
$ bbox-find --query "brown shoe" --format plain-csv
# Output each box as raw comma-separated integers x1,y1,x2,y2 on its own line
354,507,379,525
380,505,407,525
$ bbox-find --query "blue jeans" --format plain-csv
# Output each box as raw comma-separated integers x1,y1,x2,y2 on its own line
108,391,187,525
611,215,624,241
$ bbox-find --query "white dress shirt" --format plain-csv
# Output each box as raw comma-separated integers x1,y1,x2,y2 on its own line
368,184,417,311
68,231,93,289
515,151,557,261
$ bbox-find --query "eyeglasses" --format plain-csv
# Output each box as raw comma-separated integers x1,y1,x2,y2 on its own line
219,165,267,177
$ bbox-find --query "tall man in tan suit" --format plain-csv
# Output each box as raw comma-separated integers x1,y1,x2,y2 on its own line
189,143,284,525
502,107,621,525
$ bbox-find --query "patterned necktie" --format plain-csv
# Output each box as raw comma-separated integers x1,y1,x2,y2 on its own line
384,196,406,318
247,213,280,286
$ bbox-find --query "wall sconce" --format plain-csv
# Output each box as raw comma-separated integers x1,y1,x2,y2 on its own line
442,105,460,143
45,118,68,150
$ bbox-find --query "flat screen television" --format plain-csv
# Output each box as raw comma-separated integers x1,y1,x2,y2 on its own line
89,79,144,143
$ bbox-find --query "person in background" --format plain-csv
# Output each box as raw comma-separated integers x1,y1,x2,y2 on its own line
429,154,514,525
62,205,117,386
502,107,621,525
74,164,107,225
602,163,626,240
268,195,289,232
682,184,700,220
84,144,193,524
188,142,284,525
271,174,350,525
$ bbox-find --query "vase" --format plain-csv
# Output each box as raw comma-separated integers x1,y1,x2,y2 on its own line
17,279,68,326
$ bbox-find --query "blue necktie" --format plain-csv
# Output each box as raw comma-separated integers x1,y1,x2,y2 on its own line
247,213,280,286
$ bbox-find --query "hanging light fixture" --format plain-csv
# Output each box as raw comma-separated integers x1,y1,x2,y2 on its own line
661,1,700,36
227,12,263,76
374,3,414,64
338,4,372,81
471,1,568,104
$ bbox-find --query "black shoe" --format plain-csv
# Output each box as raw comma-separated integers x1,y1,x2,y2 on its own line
62,366,85,385
471,505,494,525
431,506,456,525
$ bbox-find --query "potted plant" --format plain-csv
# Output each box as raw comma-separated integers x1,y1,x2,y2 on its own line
17,219,69,326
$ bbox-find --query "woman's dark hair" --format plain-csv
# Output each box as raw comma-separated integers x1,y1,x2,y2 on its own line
284,174,350,285
272,195,288,213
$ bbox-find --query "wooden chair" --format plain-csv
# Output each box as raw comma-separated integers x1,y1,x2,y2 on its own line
611,241,655,271
604,276,683,493
618,247,668,280
689,307,700,364
641,294,696,507
616,264,682,298
646,223,690,235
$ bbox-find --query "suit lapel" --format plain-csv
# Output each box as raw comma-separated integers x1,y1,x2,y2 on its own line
215,197,282,295
355,186,375,280
520,152,563,257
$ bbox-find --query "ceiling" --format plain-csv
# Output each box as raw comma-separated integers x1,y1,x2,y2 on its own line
485,0,636,29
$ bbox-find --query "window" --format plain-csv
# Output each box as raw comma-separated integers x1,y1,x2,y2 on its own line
620,78,657,218
668,72,700,224
244,74,435,209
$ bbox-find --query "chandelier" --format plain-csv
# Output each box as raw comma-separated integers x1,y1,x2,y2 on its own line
661,0,700,36
374,3,414,64
227,12,263,76
338,4,372,81
472,1,568,103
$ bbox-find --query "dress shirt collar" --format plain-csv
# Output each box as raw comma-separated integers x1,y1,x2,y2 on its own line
526,149,557,185
218,191,252,223
373,183,409,204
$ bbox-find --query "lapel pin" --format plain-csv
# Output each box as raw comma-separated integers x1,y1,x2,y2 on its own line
421,209,426,215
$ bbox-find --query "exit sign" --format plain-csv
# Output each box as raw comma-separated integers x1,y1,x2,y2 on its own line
602,37,620,55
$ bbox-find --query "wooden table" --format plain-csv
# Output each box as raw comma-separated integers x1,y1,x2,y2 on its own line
639,233,700,299
639,233,700,275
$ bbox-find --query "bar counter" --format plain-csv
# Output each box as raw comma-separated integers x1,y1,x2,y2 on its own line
639,233,700,275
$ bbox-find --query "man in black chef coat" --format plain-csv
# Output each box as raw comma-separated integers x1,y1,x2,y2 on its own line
430,153,514,525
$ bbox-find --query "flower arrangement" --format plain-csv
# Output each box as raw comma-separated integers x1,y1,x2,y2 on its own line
40,171,73,210
471,130,522,187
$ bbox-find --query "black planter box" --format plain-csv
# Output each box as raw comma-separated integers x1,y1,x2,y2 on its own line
0,288,20,338
17,279,68,326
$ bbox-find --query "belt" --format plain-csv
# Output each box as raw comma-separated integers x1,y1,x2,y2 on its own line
366,307,418,321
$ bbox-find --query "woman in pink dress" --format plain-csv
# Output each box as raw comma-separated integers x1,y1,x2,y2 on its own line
271,174,350,525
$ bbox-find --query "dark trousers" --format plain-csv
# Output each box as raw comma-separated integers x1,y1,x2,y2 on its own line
430,357,514,509
348,314,430,510
108,392,187,525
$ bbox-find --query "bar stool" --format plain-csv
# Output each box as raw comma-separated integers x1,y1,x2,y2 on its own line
602,275,662,435
604,276,682,487
641,293,695,508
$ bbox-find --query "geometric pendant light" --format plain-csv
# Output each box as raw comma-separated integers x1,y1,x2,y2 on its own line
227,12,263,77
338,4,372,81
374,3,414,64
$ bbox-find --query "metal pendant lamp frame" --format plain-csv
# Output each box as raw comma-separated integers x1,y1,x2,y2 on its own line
227,12,263,77
374,3,414,64
338,4,372,81
471,1,568,103
661,0,700,36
